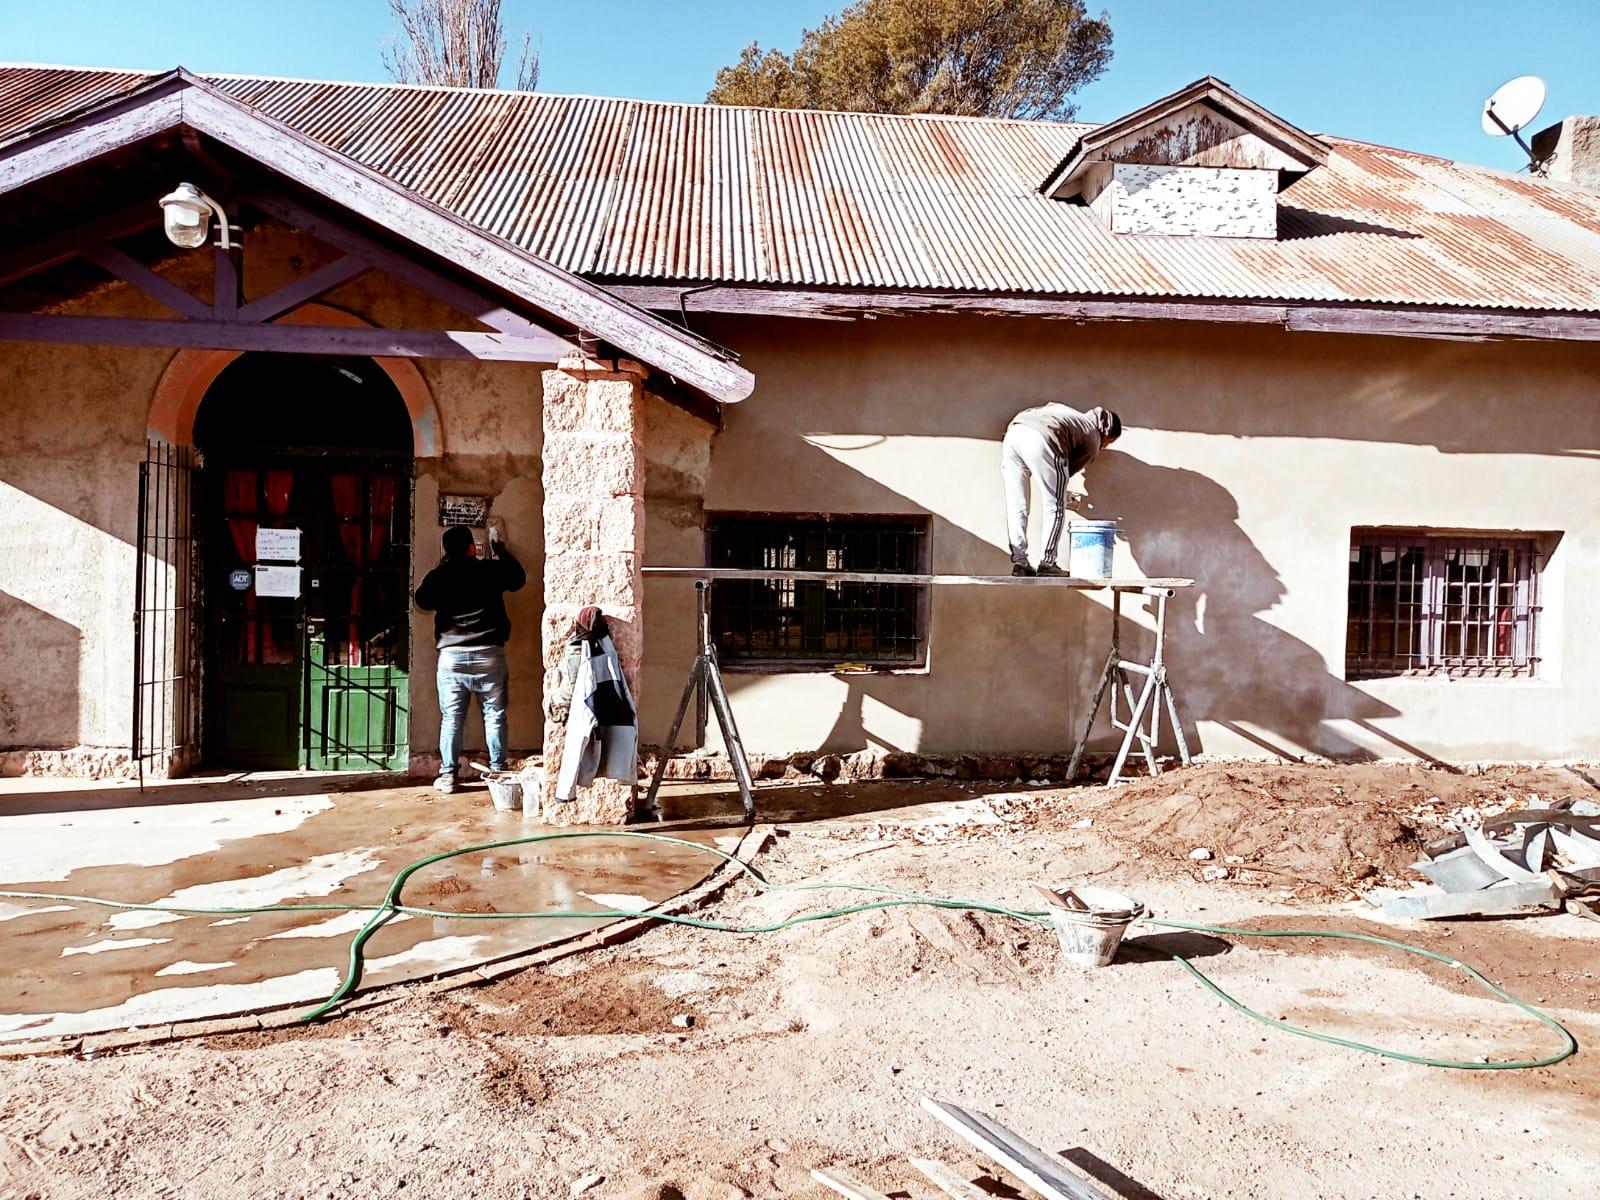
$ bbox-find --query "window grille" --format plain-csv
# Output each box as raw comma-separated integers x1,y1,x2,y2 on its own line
1346,531,1541,679
706,514,930,667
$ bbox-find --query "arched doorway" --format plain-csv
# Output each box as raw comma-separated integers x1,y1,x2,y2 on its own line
195,353,414,770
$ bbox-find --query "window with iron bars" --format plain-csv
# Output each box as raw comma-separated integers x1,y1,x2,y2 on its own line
1346,531,1542,679
706,514,930,668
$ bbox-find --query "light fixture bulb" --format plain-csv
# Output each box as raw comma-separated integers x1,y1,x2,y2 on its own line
158,182,231,250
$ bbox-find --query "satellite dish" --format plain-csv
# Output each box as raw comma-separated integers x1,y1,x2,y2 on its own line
1481,75,1545,137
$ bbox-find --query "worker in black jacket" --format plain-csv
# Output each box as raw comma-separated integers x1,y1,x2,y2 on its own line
414,525,527,793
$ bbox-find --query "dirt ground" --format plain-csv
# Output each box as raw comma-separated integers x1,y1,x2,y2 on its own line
2,763,1598,1200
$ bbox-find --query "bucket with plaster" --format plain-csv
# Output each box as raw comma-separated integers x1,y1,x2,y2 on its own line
480,771,523,813
1040,883,1145,968
1067,520,1118,579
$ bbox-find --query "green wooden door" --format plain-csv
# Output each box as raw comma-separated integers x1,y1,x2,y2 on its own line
305,464,412,770
202,458,411,771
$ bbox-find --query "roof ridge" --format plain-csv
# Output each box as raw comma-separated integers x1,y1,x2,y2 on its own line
0,61,1093,129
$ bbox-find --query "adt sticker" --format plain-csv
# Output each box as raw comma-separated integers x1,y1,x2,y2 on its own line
229,569,252,591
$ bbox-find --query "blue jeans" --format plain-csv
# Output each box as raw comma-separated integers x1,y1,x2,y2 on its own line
436,646,509,775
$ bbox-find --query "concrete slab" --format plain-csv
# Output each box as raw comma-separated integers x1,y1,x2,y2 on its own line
0,775,736,1042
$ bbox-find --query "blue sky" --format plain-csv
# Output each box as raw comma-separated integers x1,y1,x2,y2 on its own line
3,1,1597,169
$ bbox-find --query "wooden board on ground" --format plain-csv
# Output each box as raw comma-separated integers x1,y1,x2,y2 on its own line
910,1157,993,1199
810,1167,895,1200
921,1098,1119,1200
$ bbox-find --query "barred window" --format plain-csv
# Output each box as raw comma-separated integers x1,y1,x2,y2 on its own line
706,514,930,668
1347,531,1541,679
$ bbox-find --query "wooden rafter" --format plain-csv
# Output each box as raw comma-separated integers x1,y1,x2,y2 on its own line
81,240,211,319
0,201,159,289
235,255,369,323
0,313,572,361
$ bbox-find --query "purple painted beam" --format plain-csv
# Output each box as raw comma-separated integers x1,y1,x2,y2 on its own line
252,191,564,340
236,255,370,322
0,202,160,289
213,244,241,320
82,241,212,319
0,313,572,361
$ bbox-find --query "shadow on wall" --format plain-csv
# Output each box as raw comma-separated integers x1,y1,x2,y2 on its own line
1086,452,1407,761
0,590,81,750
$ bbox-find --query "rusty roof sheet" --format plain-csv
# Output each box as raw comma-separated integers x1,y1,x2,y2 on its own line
4,65,1600,313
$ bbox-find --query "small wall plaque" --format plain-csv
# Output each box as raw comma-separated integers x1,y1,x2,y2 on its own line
438,494,490,528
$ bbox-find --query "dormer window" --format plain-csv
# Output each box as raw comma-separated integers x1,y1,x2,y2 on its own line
1041,77,1329,239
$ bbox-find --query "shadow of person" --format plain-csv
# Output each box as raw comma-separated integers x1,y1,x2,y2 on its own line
1079,452,1407,762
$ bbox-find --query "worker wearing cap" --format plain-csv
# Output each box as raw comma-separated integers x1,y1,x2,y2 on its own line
1001,404,1121,576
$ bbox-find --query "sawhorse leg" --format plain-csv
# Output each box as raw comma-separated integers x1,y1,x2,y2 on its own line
642,581,757,823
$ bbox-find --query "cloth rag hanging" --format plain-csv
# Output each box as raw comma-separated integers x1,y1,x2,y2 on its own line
555,631,638,801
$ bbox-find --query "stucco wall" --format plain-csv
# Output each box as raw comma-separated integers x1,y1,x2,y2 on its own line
0,222,544,774
645,313,1600,764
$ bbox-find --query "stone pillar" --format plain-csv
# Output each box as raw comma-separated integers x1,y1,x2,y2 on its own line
539,354,647,824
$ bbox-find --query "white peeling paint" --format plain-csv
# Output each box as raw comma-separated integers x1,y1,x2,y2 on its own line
0,902,73,922
0,967,344,1039
61,937,171,957
0,793,335,882
107,909,184,931
154,961,234,977
580,892,653,913
364,935,489,974
144,850,384,911
209,917,252,927
263,910,406,940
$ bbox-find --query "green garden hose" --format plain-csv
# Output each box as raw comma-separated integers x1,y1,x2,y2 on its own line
0,829,1578,1070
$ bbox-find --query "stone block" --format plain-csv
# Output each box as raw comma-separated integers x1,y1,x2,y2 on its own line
542,370,646,435
543,432,642,497
544,551,641,608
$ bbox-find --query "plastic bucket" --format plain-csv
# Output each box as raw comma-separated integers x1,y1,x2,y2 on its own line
1068,520,1118,579
1045,884,1145,968
518,765,546,818
482,772,523,813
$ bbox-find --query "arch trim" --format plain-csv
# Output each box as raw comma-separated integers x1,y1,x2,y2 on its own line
148,303,442,456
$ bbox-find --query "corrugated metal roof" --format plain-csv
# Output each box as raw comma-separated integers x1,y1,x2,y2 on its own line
4,64,1600,313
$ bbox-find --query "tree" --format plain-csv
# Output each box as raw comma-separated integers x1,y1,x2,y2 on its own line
706,0,1112,119
381,0,540,91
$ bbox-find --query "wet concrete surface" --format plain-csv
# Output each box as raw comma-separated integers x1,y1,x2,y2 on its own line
0,775,737,1041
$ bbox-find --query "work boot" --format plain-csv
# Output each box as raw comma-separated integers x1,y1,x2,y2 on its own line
1011,562,1036,577
1036,562,1070,577
433,772,458,795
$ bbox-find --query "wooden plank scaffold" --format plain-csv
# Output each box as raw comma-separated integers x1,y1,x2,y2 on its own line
641,568,1196,817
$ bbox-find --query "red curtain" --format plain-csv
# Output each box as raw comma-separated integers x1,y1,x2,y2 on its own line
224,468,296,665
330,474,398,667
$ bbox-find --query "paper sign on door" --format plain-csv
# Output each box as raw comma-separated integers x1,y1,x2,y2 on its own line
255,527,302,561
254,565,302,598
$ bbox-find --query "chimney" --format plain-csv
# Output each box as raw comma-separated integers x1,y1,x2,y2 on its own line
1532,115,1600,188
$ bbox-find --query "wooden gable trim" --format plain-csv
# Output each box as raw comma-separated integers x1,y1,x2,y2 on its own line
0,70,753,405
1041,76,1330,198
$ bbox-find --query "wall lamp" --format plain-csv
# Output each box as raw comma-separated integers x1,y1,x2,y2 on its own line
158,182,233,250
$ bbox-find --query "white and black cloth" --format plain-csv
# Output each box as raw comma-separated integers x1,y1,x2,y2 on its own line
555,633,638,802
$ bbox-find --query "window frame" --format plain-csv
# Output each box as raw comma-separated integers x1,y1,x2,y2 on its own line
704,511,932,672
1346,529,1542,681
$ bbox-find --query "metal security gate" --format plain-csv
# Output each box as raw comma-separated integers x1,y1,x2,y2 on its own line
132,440,201,788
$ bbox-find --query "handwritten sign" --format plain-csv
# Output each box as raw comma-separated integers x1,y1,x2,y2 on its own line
254,565,302,598
255,527,302,561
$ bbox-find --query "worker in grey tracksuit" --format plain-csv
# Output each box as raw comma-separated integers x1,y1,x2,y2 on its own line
1001,404,1121,576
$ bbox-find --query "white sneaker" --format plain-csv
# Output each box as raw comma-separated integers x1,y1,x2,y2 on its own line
433,773,458,794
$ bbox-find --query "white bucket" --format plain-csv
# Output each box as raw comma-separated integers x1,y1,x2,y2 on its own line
1068,520,1118,579
1044,884,1145,968
481,771,523,813
518,765,546,818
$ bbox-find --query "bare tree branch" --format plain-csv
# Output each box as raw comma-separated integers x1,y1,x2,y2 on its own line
381,0,540,91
